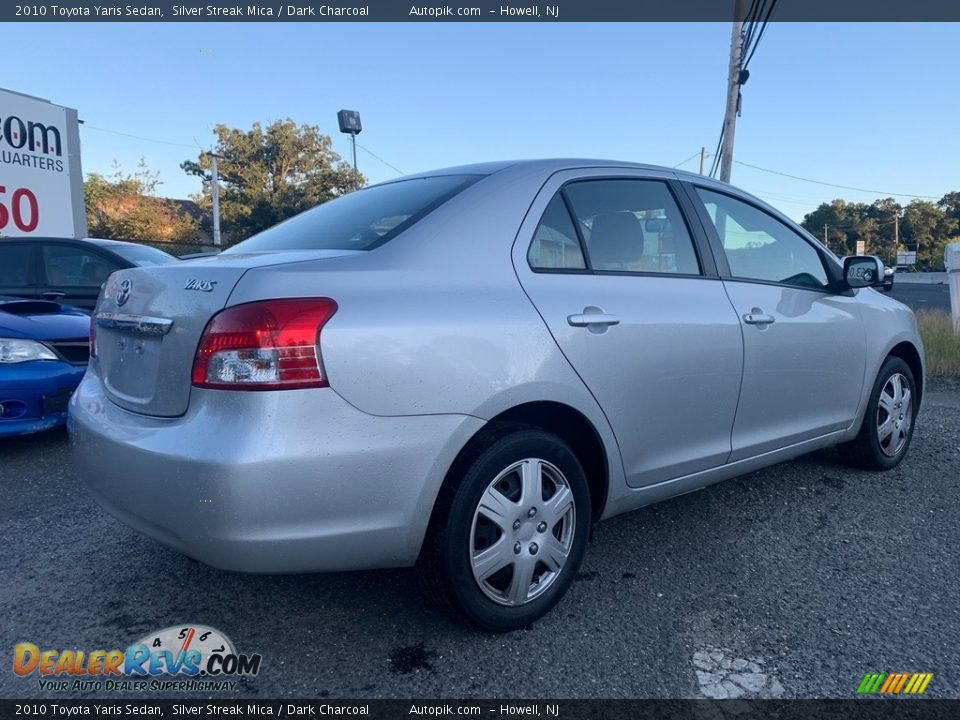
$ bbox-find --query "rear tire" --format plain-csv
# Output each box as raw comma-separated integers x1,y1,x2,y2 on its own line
841,356,917,470
417,425,591,632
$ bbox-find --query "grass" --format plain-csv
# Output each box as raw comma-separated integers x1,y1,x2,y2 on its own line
916,310,960,376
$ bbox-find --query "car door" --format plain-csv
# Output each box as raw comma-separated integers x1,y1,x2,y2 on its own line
686,185,867,461
38,241,119,310
513,170,744,488
0,242,40,301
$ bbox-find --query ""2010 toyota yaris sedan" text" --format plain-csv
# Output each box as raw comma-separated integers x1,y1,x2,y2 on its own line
70,160,924,631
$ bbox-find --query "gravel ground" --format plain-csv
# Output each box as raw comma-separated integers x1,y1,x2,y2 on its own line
1,391,957,700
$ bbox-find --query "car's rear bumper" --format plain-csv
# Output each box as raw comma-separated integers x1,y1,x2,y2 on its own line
68,363,484,573
0,361,86,438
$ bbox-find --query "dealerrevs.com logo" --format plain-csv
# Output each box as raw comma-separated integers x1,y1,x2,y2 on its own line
0,111,66,174
13,625,262,693
0,112,63,155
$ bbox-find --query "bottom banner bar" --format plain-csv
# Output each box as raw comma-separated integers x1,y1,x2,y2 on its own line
0,700,958,720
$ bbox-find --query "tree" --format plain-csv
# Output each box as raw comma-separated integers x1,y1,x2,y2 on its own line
863,198,902,264
182,120,361,243
85,160,199,243
803,194,960,270
939,192,960,233
901,200,948,270
802,199,858,255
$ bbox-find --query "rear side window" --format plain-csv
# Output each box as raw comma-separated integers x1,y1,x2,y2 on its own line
0,244,32,287
42,245,113,287
227,175,480,252
528,194,586,270
564,180,701,275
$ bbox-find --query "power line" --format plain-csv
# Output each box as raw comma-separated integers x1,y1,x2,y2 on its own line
356,143,405,176
84,122,408,179
82,124,199,150
733,160,939,199
742,0,777,71
672,151,703,169
817,218,898,230
741,0,765,60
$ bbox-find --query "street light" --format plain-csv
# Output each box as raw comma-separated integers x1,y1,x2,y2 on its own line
337,109,362,190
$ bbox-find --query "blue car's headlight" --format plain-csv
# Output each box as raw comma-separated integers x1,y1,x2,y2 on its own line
0,338,59,364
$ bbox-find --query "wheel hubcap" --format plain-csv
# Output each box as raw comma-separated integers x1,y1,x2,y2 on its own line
469,458,576,607
877,372,912,457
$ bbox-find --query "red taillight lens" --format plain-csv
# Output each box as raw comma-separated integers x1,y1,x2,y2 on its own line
89,314,97,358
192,298,337,390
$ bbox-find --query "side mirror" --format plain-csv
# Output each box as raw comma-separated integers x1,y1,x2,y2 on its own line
881,266,894,292
843,256,885,289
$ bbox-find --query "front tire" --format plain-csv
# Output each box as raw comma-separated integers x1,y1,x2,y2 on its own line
417,425,591,632
842,356,917,470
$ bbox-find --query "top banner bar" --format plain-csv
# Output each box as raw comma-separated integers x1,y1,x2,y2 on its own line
3,0,960,22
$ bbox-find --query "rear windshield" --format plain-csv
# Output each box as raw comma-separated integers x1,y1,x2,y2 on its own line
105,243,179,266
225,174,480,253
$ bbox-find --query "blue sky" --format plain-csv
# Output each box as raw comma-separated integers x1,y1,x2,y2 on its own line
5,22,957,220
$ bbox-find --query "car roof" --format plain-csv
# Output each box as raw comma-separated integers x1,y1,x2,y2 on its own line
387,158,729,190
0,236,138,247
389,158,832,254
85,238,144,248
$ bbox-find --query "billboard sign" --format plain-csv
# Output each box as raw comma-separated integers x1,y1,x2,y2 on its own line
0,87,86,238
896,251,917,266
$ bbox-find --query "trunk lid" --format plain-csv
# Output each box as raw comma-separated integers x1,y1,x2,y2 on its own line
94,250,360,417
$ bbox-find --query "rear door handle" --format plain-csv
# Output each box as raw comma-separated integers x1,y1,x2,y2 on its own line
41,291,66,300
567,311,620,328
743,312,775,325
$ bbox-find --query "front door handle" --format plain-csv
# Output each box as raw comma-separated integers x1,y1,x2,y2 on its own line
41,291,66,300
743,312,775,325
567,309,620,328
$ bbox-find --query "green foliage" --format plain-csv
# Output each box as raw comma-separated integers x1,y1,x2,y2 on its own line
802,192,960,271
85,160,199,243
182,120,361,244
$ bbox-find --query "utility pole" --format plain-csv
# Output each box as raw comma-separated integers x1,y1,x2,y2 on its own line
350,133,358,191
823,224,829,248
207,152,222,248
894,213,899,251
719,0,747,183
699,146,707,175
337,110,362,192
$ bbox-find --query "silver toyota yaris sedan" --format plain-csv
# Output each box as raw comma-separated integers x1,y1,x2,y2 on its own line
70,160,924,631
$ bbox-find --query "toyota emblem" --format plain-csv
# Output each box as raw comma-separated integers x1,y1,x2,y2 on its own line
116,278,133,307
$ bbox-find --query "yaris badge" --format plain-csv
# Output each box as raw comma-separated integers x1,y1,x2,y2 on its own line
184,279,217,292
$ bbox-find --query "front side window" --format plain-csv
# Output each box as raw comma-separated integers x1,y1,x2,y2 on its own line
696,188,829,290
564,180,701,275
227,175,479,252
42,245,114,287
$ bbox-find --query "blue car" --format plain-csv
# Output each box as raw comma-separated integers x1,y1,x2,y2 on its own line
0,297,89,438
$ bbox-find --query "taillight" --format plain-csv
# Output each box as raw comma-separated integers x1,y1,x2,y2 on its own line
192,298,337,390
89,314,97,358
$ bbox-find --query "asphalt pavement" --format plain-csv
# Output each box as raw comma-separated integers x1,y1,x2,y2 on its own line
888,282,951,311
1,386,958,700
